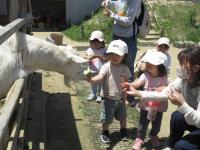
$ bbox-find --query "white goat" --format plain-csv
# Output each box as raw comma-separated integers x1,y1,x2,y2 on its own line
0,32,88,98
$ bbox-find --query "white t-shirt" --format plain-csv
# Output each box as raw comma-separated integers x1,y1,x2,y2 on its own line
99,62,131,100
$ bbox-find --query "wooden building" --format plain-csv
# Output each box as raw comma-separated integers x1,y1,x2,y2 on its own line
30,0,102,30
0,0,32,26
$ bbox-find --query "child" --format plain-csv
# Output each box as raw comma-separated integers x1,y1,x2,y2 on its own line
123,47,200,150
85,31,107,103
123,50,169,150
131,37,171,107
136,37,171,78
86,40,131,143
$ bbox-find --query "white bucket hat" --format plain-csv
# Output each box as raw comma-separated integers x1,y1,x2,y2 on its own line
157,37,170,47
89,30,104,42
107,40,128,56
142,50,168,68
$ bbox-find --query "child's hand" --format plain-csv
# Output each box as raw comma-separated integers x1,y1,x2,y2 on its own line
84,68,92,81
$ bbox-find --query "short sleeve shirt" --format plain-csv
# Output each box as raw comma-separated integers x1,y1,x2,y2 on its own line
99,62,132,100
138,72,168,112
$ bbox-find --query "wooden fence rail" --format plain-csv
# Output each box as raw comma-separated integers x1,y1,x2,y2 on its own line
0,13,32,149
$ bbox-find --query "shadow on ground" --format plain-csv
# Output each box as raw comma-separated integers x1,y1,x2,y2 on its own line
46,92,82,150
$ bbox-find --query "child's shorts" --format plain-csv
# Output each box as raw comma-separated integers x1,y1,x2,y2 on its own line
100,98,127,124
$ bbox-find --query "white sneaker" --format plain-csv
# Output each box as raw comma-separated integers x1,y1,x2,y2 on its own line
162,147,174,150
96,96,102,103
86,94,96,101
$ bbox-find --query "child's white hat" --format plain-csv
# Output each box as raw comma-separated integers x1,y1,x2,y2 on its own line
157,37,170,47
142,50,168,68
89,31,104,41
107,40,128,56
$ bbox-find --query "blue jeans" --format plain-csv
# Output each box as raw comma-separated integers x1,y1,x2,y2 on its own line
168,111,200,150
90,82,101,96
113,34,137,104
137,109,163,140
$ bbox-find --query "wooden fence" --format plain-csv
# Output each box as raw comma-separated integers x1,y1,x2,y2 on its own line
0,13,32,150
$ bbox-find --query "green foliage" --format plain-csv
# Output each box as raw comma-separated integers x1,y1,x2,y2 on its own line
154,3,200,43
63,9,113,43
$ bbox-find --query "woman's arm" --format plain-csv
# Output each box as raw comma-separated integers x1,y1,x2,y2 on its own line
109,0,141,27
123,78,182,102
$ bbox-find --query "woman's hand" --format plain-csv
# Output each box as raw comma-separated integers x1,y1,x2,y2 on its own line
103,6,113,16
156,86,166,92
101,0,108,7
169,90,185,107
126,86,141,97
121,82,142,97
121,82,130,91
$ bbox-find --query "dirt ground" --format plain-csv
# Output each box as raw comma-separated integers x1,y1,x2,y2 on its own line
32,32,181,150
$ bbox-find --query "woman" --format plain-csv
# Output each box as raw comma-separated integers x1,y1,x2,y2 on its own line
122,47,200,150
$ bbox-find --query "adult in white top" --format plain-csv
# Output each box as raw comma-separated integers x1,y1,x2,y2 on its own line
123,47,200,150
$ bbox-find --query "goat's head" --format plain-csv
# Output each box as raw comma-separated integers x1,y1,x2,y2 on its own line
58,46,88,85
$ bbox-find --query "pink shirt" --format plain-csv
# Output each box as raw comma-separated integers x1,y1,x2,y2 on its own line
138,72,168,112
86,47,107,72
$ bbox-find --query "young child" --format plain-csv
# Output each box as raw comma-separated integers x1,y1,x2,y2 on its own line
136,37,171,78
122,47,200,150
131,37,171,107
85,31,107,103
86,40,131,143
123,50,169,150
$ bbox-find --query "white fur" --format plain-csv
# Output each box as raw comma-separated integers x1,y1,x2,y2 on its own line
0,32,88,98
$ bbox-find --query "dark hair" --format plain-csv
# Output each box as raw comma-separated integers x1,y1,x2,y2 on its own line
122,54,128,64
89,39,105,48
187,47,200,87
177,49,190,63
157,64,167,77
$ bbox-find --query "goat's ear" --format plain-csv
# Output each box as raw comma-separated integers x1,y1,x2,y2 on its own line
71,55,88,63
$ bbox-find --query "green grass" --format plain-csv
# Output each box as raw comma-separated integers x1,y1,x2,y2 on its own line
154,3,200,43
64,4,200,44
63,9,113,44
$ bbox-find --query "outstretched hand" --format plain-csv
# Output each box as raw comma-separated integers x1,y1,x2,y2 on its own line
121,82,141,97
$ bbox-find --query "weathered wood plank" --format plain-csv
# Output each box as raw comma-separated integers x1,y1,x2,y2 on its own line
0,79,24,150
0,18,26,45
6,76,31,150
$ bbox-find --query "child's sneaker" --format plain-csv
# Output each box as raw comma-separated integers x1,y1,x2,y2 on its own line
150,136,161,148
162,147,174,150
132,138,144,150
100,130,111,144
86,94,96,101
96,96,102,103
120,128,129,141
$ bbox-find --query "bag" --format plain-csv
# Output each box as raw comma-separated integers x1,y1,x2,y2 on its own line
136,1,151,38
